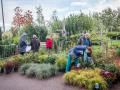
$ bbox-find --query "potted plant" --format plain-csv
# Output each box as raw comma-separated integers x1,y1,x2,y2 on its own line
13,61,19,72
4,61,14,74
100,70,115,88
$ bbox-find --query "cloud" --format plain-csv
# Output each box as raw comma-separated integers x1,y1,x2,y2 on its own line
99,0,106,5
57,7,69,12
82,0,120,14
70,1,87,6
70,0,86,2
1,0,120,31
0,0,69,31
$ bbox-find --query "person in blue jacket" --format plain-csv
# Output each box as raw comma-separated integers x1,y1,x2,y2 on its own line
78,33,92,62
66,45,87,72
83,33,92,63
19,32,27,55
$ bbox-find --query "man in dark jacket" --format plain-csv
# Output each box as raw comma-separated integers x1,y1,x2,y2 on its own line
30,35,40,53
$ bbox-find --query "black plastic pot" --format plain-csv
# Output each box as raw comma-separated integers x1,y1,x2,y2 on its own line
5,67,12,74
108,81,113,88
0,67,4,73
14,66,19,72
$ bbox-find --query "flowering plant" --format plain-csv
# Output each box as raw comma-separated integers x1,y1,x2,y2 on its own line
100,70,115,82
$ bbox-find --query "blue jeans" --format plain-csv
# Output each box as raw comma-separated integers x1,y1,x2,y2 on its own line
66,54,79,72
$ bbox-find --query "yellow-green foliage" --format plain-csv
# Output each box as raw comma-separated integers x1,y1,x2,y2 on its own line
12,36,19,45
55,54,67,71
38,55,48,63
63,68,107,90
0,61,5,68
2,31,13,39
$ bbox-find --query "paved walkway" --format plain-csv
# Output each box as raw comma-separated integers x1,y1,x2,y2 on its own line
0,73,120,90
0,73,81,90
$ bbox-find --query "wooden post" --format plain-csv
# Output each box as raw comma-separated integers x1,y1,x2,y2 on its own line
0,27,2,41
0,27,2,57
1,0,5,32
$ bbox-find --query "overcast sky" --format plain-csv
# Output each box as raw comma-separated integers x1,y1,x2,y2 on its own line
0,0,120,31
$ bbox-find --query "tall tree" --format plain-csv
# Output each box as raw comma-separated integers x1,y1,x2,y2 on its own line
24,10,33,25
100,8,117,32
13,7,24,28
65,13,95,36
52,10,58,22
51,10,62,32
115,8,120,32
36,5,45,26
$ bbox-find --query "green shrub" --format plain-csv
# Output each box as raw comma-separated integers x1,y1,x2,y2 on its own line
19,63,32,75
95,63,118,73
44,55,56,64
104,64,118,73
23,53,34,63
39,48,46,55
20,52,39,63
38,55,48,63
20,63,57,80
38,55,56,64
107,32,120,38
35,64,56,80
55,55,67,72
116,48,120,57
63,69,107,90
26,64,38,77
12,36,19,45
92,46,102,60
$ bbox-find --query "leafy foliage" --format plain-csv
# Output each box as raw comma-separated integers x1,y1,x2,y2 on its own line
20,63,57,79
115,48,120,57
51,20,62,32
65,13,95,36
63,69,107,90
19,63,32,75
35,64,56,80
55,54,67,72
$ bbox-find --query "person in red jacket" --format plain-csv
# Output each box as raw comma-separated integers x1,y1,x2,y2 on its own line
46,35,53,54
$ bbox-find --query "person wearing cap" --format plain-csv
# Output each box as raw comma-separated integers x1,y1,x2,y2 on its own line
30,34,40,53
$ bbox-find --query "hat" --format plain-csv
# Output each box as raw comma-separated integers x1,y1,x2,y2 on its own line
85,33,90,37
33,34,37,38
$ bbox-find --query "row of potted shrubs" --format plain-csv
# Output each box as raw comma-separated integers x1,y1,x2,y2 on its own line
0,52,67,74
0,60,19,74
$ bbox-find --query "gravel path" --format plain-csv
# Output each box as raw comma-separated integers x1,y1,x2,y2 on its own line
0,73,120,90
